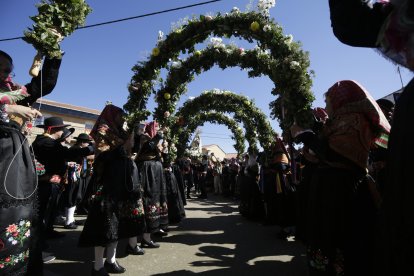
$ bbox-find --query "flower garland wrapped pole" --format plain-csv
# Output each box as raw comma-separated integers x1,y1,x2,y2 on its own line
23,0,92,76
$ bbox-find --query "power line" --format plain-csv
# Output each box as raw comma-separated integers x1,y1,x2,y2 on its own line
0,0,222,42
397,66,405,89
79,0,222,29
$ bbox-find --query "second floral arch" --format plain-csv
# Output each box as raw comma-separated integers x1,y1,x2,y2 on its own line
172,90,276,156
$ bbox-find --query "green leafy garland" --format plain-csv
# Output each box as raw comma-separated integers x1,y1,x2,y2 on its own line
154,44,276,124
124,10,315,131
178,111,245,156
173,89,276,155
175,110,256,157
23,0,92,58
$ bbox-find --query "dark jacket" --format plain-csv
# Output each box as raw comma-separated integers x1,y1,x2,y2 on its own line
32,134,93,177
99,146,141,200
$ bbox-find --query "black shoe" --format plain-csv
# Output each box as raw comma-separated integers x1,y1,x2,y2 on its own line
141,239,160,248
64,222,78,229
104,260,126,274
186,195,191,199
197,194,207,199
45,229,65,239
75,220,85,226
91,268,109,276
126,245,145,255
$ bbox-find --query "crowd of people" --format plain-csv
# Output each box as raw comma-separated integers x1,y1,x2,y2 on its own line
1,0,413,275
238,80,395,276
0,49,187,275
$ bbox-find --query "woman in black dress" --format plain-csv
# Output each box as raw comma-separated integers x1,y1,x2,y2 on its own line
135,121,168,248
161,142,186,225
79,105,146,276
291,80,390,275
0,50,61,275
327,1,414,274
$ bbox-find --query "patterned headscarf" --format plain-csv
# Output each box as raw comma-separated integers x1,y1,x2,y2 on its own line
324,80,391,169
90,104,128,155
144,121,159,138
313,107,329,122
326,80,391,134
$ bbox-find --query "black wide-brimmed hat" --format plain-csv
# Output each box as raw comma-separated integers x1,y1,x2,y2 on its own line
61,127,75,140
36,116,70,129
74,133,93,142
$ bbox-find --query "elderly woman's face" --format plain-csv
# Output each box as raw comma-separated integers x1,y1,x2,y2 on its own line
0,56,13,82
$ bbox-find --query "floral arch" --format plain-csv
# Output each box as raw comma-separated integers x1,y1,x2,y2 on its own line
173,89,275,154
177,111,246,156
123,9,315,131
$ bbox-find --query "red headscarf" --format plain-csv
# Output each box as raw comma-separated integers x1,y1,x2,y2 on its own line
313,107,329,122
326,80,391,134
144,121,159,138
324,80,391,169
90,104,127,154
90,105,125,139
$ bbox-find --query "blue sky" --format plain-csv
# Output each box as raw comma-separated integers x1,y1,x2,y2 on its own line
1,0,412,153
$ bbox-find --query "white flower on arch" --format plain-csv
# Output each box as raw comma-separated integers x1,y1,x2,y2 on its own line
257,0,276,17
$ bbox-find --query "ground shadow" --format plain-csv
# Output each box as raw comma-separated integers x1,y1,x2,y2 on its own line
44,195,307,276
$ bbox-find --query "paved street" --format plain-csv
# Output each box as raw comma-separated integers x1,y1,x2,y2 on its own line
45,195,308,276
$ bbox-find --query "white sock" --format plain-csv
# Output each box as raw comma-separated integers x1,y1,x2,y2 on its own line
106,241,117,264
65,206,76,225
128,237,137,248
94,246,105,271
143,233,151,242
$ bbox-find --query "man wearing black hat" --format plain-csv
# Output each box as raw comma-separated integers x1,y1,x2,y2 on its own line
58,127,75,145
31,117,94,268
